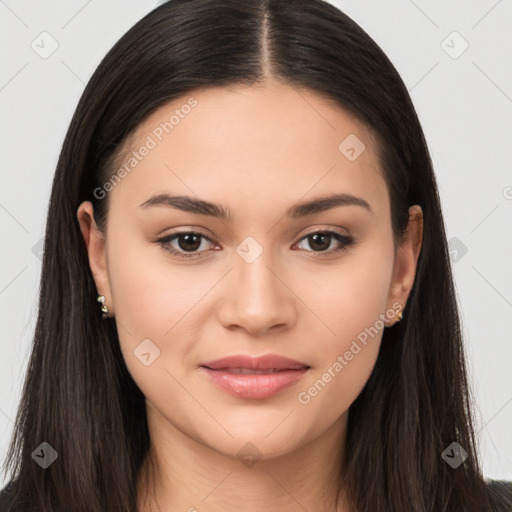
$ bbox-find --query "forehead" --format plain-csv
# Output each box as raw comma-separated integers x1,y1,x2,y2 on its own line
107,79,387,218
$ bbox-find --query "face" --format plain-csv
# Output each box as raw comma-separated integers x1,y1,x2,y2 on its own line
78,79,422,461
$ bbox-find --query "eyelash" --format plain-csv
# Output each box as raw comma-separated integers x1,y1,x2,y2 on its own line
156,229,354,259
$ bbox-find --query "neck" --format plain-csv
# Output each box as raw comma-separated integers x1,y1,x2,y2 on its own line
136,406,350,512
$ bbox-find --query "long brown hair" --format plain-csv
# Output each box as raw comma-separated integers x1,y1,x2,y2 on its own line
1,1,504,510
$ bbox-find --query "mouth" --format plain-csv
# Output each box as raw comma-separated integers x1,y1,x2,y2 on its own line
200,354,309,371
203,367,305,374
198,354,310,399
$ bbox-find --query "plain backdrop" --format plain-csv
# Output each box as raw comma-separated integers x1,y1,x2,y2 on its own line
0,0,511,488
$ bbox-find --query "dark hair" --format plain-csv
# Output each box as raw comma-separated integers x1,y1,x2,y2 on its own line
1,1,506,511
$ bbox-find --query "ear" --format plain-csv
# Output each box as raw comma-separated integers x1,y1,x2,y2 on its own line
76,201,113,316
385,204,423,326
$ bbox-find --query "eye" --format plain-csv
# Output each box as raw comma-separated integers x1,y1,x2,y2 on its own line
156,228,354,259
156,230,217,259
294,230,354,257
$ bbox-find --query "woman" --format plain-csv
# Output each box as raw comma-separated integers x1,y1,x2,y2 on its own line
1,0,510,510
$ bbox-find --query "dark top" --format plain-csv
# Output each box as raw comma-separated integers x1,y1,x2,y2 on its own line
487,480,512,512
0,478,511,510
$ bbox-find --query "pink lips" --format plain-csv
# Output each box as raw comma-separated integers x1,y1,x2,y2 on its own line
199,354,310,399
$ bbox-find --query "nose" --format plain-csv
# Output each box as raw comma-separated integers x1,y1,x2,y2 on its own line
217,247,297,336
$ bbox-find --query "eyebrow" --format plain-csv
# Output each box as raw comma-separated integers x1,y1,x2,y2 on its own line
138,192,372,219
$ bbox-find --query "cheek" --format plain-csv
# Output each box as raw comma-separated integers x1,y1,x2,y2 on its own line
107,230,208,334
295,268,389,425
105,234,207,385
297,238,395,347
295,337,380,439
293,240,394,415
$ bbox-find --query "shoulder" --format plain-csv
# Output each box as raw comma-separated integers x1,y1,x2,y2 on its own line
486,479,512,512
0,480,16,510
0,479,33,512
0,479,14,497
0,480,14,509
1,478,511,510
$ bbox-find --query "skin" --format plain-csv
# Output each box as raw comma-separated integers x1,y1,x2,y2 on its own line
77,78,423,512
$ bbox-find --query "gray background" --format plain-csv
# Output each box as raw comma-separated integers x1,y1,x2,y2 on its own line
0,0,511,487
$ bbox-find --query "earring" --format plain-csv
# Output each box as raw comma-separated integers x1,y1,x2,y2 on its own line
97,295,110,317
395,310,403,322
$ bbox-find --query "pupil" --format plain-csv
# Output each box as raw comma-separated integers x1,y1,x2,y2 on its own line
178,234,201,252
310,233,330,251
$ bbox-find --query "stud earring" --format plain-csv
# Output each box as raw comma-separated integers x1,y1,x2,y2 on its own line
395,310,403,322
97,295,110,317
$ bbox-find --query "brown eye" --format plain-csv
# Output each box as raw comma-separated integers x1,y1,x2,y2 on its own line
295,230,354,256
305,233,332,251
157,231,215,258
174,233,202,252
156,229,354,260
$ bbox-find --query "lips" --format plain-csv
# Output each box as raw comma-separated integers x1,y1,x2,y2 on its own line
199,354,310,399
200,354,309,372
214,368,289,374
